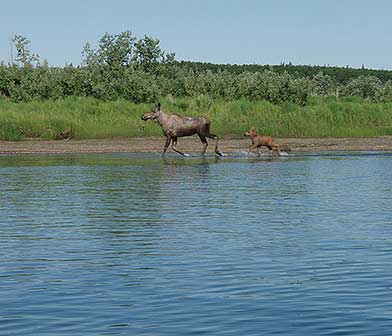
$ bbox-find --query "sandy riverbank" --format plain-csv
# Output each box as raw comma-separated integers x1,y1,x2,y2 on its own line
0,136,392,155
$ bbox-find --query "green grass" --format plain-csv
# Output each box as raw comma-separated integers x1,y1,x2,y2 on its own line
0,95,392,140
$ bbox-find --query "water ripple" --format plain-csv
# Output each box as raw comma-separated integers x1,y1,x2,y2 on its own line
1,153,392,335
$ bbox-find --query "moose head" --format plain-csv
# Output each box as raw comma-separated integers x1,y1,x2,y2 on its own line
141,103,161,121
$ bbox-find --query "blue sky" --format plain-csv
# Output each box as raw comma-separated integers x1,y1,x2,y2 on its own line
1,0,391,69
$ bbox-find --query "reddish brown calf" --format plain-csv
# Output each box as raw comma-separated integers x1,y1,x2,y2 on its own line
244,128,281,157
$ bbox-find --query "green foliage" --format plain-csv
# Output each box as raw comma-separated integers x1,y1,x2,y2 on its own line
11,35,40,67
2,54,392,105
311,72,336,96
1,30,392,142
178,61,392,84
134,35,175,73
341,75,383,101
82,31,136,67
1,96,392,140
0,97,151,140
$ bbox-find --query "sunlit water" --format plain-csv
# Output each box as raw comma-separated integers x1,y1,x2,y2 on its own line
1,152,392,335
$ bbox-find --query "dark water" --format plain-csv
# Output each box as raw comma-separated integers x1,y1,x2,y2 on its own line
1,152,392,335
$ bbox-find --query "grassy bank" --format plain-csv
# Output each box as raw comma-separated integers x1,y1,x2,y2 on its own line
0,96,392,141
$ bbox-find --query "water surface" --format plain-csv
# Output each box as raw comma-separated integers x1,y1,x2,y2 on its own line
1,152,392,335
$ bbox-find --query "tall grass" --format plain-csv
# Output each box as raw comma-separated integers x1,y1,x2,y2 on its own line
0,96,391,140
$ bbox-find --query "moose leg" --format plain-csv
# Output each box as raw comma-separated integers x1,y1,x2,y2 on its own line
198,134,208,156
162,136,171,157
206,133,223,156
171,137,187,156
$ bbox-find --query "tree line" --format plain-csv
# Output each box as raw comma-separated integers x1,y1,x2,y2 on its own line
1,31,392,105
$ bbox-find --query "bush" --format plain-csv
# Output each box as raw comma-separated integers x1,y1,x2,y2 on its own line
2,31,392,105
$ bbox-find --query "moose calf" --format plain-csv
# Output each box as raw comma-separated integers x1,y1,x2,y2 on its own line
244,128,281,157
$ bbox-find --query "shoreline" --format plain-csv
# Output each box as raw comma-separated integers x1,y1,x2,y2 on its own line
0,136,392,155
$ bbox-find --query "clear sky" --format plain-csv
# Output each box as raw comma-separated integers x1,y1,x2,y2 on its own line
1,0,391,69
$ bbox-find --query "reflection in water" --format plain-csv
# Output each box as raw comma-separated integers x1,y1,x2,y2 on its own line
0,153,392,335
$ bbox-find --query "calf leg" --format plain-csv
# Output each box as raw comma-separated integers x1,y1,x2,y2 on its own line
276,144,281,157
248,145,258,156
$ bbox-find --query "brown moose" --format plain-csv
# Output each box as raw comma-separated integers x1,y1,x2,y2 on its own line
142,103,223,157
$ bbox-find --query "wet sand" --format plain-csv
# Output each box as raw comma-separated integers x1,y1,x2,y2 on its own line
1,136,392,155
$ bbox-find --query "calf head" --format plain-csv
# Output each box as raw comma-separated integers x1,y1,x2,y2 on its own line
244,128,257,137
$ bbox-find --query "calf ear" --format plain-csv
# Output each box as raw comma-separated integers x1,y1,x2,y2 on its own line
157,102,161,110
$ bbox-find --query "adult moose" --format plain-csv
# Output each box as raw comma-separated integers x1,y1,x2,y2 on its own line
142,103,223,157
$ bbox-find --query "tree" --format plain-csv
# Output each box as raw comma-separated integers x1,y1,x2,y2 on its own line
343,75,383,101
311,71,336,96
133,35,175,73
11,35,40,67
81,31,175,72
82,30,136,67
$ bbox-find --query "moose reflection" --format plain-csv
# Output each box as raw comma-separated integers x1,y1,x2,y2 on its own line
142,103,223,157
